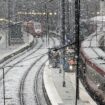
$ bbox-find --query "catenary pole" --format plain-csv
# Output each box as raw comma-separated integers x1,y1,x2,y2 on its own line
75,0,80,105
61,0,66,87
3,68,5,105
8,0,11,46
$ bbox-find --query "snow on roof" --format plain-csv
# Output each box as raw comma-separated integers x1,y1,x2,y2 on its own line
81,26,105,72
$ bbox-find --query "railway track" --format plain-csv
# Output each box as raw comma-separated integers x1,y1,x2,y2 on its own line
0,38,42,80
19,55,48,105
19,36,58,105
0,36,58,105
0,37,44,104
34,61,48,105
19,55,47,105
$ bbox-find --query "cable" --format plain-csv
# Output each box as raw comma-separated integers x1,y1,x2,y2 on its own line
52,42,76,51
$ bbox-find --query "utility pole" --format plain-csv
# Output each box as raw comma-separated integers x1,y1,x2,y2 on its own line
8,0,11,46
44,4,48,47
3,0,8,48
58,0,62,40
100,0,105,31
65,0,70,43
2,68,5,105
61,0,66,87
45,4,49,47
46,9,49,47
75,0,80,105
26,4,29,43
1,65,23,105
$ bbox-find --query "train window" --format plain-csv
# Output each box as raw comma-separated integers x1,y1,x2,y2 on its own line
87,67,105,91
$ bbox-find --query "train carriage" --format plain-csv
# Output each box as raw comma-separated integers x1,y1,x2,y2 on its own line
80,16,105,104
23,20,43,37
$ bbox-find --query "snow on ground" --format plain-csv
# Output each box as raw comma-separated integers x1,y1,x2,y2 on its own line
0,36,60,105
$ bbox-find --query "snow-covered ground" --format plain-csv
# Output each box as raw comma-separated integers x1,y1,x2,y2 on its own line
0,36,60,105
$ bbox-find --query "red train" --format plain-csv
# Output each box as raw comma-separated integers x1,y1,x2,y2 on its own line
80,33,105,105
23,20,43,37
80,16,105,105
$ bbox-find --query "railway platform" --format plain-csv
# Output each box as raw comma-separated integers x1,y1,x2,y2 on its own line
43,62,97,105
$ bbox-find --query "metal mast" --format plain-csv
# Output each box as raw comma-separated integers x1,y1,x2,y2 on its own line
61,0,66,87
75,0,80,104
8,0,11,46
